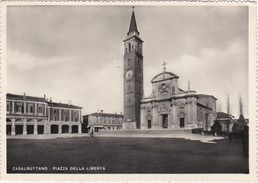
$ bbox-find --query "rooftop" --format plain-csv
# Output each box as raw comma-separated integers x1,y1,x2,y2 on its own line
7,93,47,103
48,102,82,109
84,112,123,118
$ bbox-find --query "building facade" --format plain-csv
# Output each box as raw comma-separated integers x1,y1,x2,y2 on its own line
6,93,82,135
140,70,217,130
82,111,123,132
216,112,234,132
123,9,144,130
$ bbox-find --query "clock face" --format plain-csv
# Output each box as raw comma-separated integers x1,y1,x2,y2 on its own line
126,70,134,80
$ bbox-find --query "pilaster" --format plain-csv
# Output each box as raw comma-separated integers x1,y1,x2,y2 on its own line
12,101,15,114
58,125,62,134
23,119,27,135
24,102,26,115
78,124,82,134
11,118,15,136
69,125,72,133
59,109,61,121
34,120,38,135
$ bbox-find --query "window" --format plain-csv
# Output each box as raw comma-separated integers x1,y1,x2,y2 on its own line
38,106,43,113
128,43,131,52
7,103,10,112
16,104,22,112
30,105,33,113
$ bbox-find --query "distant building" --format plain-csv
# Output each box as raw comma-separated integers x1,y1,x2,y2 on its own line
6,93,82,135
82,110,123,132
216,112,234,132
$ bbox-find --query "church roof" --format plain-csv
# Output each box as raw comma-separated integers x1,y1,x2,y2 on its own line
127,9,139,36
151,71,179,83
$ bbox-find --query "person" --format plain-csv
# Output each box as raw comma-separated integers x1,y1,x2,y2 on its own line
89,125,94,137
242,125,249,157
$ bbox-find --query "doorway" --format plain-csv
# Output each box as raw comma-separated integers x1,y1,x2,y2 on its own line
148,120,152,129
162,114,168,128
15,125,23,135
6,125,11,135
180,118,185,128
27,125,34,134
51,125,58,134
72,125,78,133
38,125,44,134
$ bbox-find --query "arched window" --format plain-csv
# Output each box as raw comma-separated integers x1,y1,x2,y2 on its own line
128,43,131,52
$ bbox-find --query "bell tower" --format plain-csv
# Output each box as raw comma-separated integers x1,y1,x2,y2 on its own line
123,7,144,129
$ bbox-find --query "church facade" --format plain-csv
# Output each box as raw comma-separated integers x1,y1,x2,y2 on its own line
140,70,217,130
123,8,217,130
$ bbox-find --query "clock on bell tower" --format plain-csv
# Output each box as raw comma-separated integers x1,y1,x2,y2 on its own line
123,7,144,129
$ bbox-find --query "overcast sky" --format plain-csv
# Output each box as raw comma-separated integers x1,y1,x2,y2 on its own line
7,5,248,118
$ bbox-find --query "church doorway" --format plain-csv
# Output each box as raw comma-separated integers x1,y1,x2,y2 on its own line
180,118,185,128
162,114,168,128
148,120,152,129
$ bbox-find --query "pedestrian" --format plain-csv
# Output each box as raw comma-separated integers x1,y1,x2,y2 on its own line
89,125,94,138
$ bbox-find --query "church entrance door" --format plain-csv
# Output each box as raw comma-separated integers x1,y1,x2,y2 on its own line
148,120,152,129
180,118,185,128
162,114,168,128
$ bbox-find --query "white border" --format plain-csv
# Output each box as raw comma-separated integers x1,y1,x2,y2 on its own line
0,1,256,182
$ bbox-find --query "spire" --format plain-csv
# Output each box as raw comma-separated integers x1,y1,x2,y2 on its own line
127,7,139,36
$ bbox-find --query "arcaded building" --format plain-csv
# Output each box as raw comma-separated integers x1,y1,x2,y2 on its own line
140,69,217,130
6,93,82,135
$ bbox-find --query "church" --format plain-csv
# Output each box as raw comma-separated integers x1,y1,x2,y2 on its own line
123,8,217,131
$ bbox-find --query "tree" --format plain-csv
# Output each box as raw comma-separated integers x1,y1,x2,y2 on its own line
239,94,243,116
211,120,222,132
232,114,247,132
227,94,231,114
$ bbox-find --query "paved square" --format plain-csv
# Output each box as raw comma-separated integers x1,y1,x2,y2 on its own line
7,136,248,173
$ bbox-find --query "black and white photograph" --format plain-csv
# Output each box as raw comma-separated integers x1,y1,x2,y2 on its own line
1,1,256,181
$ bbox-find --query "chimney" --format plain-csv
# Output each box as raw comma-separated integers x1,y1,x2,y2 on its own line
44,94,46,99
100,110,103,113
23,93,26,99
50,97,52,102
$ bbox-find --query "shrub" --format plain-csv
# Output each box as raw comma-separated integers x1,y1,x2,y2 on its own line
191,128,203,134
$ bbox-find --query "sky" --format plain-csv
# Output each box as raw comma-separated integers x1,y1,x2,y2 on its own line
7,5,249,118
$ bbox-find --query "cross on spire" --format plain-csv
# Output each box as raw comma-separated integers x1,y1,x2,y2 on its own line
162,61,167,72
